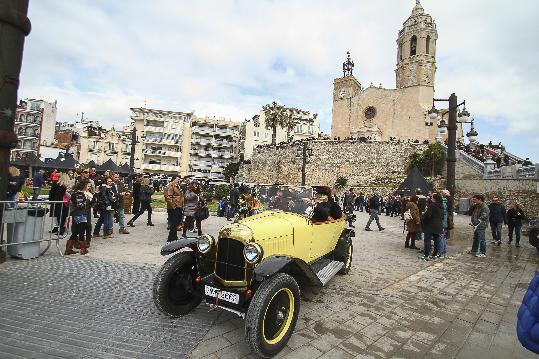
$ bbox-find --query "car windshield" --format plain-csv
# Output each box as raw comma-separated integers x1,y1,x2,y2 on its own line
257,185,313,216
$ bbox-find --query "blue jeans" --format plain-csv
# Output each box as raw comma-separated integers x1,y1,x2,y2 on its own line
490,221,503,242
472,229,487,254
94,213,104,234
6,193,18,209
439,231,447,256
117,207,126,230
508,224,521,244
424,233,440,257
103,211,113,236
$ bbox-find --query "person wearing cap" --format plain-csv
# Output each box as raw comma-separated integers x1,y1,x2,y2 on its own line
488,196,507,246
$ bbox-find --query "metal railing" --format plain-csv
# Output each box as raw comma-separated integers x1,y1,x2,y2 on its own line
0,200,68,258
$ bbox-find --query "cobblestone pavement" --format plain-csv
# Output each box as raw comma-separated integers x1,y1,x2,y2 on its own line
190,211,539,359
0,256,217,359
1,211,538,358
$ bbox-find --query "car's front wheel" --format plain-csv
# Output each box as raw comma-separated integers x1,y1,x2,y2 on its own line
153,251,202,317
245,274,300,358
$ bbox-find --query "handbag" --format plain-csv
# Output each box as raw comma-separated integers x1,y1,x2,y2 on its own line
448,216,455,230
195,206,209,220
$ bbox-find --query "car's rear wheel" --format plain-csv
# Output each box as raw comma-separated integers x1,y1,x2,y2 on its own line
153,251,201,316
245,274,300,358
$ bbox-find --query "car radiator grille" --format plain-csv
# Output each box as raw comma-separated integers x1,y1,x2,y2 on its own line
215,237,246,282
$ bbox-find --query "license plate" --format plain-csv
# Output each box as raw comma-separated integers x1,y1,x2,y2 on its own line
204,285,240,304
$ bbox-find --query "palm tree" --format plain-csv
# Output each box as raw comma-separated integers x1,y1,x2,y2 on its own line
262,101,301,145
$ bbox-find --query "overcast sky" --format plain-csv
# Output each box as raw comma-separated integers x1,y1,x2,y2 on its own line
20,0,539,161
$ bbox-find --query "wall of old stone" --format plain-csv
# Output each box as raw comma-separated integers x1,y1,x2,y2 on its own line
455,179,539,218
239,140,539,218
239,140,427,194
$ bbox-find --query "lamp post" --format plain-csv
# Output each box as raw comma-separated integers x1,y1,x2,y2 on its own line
128,126,138,190
296,142,313,186
429,93,472,212
0,1,31,263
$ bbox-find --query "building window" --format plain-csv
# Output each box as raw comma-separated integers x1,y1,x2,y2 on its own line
399,43,403,61
426,35,431,54
410,35,417,56
308,126,313,135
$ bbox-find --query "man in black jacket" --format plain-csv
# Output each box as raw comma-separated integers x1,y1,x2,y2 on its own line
132,174,143,214
227,183,240,221
488,196,507,245
419,192,444,261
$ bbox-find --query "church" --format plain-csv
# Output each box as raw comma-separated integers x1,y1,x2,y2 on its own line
331,1,463,143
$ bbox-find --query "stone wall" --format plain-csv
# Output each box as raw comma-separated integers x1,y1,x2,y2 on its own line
455,179,539,218
239,140,426,194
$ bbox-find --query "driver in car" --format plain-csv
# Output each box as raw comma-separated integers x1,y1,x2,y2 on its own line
311,186,342,222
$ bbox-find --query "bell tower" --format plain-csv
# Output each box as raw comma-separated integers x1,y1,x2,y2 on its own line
395,0,438,89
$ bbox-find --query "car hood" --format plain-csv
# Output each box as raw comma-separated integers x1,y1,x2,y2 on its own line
219,211,305,244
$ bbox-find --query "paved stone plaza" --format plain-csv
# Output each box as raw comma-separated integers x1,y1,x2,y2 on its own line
1,211,538,358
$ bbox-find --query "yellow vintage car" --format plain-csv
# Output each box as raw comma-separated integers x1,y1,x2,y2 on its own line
153,194,354,358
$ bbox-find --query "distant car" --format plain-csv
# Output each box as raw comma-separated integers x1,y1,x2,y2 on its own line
152,198,354,357
527,217,539,251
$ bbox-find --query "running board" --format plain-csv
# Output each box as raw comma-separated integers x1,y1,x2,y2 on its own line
316,260,344,286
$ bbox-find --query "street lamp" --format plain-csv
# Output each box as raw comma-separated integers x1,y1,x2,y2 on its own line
128,126,139,190
430,93,471,212
296,142,313,186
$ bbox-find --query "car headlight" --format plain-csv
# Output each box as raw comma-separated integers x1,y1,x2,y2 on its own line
197,234,214,254
243,243,263,264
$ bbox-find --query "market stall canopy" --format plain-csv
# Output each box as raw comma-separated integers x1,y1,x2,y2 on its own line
96,158,122,173
120,163,130,174
42,153,79,170
10,153,45,168
87,160,96,168
394,166,432,196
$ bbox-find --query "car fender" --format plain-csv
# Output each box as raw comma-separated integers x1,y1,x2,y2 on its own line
254,256,322,286
160,238,197,256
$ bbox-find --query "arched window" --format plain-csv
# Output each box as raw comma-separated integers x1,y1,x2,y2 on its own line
426,35,431,54
410,36,417,56
399,43,403,61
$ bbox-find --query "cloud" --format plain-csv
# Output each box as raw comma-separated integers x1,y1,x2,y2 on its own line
19,0,539,161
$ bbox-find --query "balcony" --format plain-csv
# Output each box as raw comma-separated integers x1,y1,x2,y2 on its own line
144,125,164,133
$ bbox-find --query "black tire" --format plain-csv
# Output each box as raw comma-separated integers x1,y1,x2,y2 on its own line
338,238,353,275
245,274,300,358
153,251,202,317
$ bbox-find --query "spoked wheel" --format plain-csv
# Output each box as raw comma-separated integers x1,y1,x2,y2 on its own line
245,274,300,358
153,251,202,316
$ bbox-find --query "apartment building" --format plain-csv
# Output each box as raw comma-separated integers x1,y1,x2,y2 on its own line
188,117,240,179
79,123,132,166
12,99,58,161
241,106,319,160
130,108,192,175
